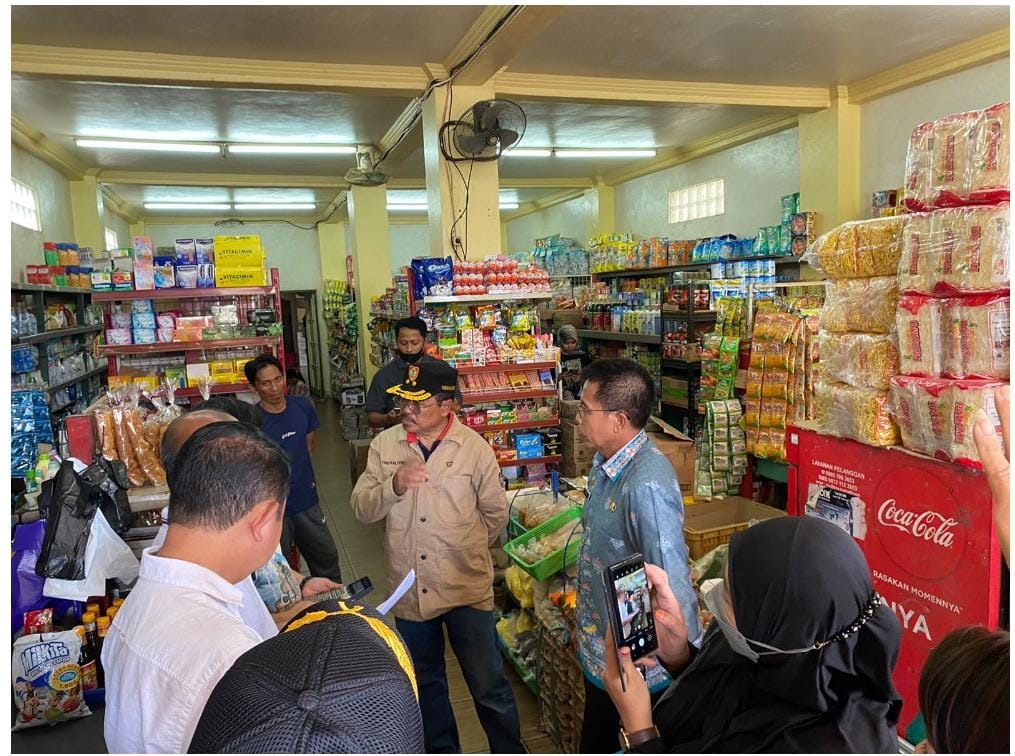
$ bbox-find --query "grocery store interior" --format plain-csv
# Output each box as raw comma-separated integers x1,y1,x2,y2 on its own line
9,5,1011,755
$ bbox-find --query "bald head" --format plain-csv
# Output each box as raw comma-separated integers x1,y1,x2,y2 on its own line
161,410,237,476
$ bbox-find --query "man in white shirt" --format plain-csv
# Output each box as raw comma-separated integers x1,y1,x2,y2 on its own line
103,420,292,753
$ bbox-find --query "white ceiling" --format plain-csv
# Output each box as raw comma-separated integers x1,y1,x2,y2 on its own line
508,5,1010,86
11,5,1009,217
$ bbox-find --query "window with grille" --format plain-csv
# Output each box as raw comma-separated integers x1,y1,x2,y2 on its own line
11,178,41,231
668,178,725,223
105,227,119,251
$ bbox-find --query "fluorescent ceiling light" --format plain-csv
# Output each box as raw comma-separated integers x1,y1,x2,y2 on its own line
387,203,429,211
227,144,357,155
76,138,221,154
554,149,657,158
508,149,552,157
499,202,520,210
143,203,231,211
234,203,317,211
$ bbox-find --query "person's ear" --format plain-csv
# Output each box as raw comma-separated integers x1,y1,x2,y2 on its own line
248,499,283,542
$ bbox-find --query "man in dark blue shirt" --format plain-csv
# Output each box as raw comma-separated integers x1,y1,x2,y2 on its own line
244,355,342,582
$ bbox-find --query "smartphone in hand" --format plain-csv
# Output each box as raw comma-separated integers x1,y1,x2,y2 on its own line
603,554,658,663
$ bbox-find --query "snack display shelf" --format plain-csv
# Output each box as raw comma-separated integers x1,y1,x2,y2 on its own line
99,336,280,355
47,364,109,393
424,292,553,305
576,329,660,344
661,307,717,321
498,455,562,468
467,418,560,433
368,311,406,320
15,324,103,344
461,388,558,403
92,286,276,301
593,254,806,279
175,383,254,399
662,358,702,369
12,282,95,295
455,361,557,375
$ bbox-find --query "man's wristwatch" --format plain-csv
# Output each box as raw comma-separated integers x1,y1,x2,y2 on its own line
299,575,312,594
620,725,660,751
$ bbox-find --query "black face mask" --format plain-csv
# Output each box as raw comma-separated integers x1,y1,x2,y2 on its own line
398,350,424,364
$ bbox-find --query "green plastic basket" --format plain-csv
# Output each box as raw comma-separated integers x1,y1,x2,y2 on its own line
503,506,584,581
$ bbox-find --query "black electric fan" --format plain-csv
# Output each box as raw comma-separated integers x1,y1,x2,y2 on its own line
439,99,527,162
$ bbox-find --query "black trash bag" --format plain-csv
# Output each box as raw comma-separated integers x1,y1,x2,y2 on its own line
81,458,135,535
36,460,99,580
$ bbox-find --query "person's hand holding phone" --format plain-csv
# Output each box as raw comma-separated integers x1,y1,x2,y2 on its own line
300,577,343,599
393,459,428,496
642,564,692,675
603,623,654,735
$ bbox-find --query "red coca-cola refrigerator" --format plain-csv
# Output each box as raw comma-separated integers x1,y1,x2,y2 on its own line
784,424,1006,735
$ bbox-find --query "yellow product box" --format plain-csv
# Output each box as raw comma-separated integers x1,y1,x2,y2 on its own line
209,360,236,385
234,358,252,380
186,363,211,387
213,235,264,268
107,375,132,391
133,376,160,392
215,267,267,288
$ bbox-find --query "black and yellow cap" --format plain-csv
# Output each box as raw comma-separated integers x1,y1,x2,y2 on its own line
386,359,458,402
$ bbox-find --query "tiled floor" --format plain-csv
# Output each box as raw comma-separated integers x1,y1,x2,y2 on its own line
313,400,560,754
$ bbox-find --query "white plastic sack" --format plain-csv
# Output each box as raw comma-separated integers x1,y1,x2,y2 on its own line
43,509,140,601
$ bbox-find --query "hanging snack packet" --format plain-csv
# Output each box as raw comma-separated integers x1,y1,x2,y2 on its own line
12,630,92,729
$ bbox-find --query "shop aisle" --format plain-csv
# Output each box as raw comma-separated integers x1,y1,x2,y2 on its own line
313,399,558,754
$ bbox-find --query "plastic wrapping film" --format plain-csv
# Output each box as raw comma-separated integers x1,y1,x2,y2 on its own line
898,203,1009,295
890,375,1006,469
941,293,1010,380
816,332,900,390
803,216,906,279
896,295,943,377
819,276,900,334
814,381,900,447
904,103,1010,211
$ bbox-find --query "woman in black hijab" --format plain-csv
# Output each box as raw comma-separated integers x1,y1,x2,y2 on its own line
601,516,903,753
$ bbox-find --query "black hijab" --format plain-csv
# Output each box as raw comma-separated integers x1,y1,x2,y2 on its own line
652,517,903,753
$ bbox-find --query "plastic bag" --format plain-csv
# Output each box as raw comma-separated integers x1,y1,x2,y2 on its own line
970,102,1010,204
36,461,98,580
44,509,140,602
897,295,943,377
11,520,81,635
890,376,1005,469
12,630,92,729
814,381,899,447
803,217,906,279
817,332,900,390
940,294,1010,380
819,277,899,334
80,457,134,535
898,204,1009,295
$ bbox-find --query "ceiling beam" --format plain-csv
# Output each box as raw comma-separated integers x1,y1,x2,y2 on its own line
95,171,350,189
602,113,799,187
846,29,1009,105
11,43,428,96
12,114,88,179
499,177,593,189
444,5,566,87
376,104,424,171
494,71,831,110
141,214,324,226
100,185,141,224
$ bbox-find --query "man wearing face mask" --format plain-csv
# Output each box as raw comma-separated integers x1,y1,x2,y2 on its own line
366,316,462,430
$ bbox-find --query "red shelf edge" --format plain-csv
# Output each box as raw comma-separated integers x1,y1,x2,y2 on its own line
461,388,558,403
99,336,280,354
92,286,276,301
455,361,557,375
466,418,561,433
497,455,562,468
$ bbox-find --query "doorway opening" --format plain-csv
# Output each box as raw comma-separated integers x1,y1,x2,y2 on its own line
280,290,324,398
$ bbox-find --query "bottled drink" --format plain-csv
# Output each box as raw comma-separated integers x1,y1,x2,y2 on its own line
96,616,111,687
79,614,99,691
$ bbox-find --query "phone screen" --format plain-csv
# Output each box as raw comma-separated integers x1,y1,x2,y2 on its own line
605,556,658,662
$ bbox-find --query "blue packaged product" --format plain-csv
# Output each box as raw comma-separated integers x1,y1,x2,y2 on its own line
410,257,453,299
130,299,155,314
515,433,543,451
175,238,197,264
133,328,157,345
197,263,215,288
132,312,156,329
195,238,214,264
176,264,199,289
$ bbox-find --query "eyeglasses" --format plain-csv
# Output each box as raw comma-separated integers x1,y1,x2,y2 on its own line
576,401,618,418
393,397,440,413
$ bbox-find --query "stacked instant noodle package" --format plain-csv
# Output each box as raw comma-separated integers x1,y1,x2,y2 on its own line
890,103,1010,469
805,216,905,447
806,102,1010,469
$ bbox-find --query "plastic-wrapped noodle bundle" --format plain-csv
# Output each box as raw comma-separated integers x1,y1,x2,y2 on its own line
814,381,899,447
817,332,900,390
819,277,899,334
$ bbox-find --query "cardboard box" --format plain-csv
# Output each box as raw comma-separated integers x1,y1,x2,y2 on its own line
682,496,787,560
186,362,211,387
214,235,265,268
559,457,593,478
645,415,696,493
662,377,691,408
560,399,581,420
215,266,267,288
349,438,372,485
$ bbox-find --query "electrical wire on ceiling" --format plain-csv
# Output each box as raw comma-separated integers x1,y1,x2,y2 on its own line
373,5,523,168
212,194,347,231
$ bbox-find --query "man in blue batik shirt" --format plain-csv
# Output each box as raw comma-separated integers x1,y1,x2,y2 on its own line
574,359,703,753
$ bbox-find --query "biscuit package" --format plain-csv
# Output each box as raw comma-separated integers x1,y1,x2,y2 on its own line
814,381,900,447
12,630,92,730
803,216,906,279
819,277,900,334
889,375,1005,469
898,204,1009,295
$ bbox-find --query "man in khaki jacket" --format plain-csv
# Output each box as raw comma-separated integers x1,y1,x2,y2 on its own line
350,359,523,754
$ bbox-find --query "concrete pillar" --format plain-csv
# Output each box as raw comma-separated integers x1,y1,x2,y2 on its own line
421,76,502,259
347,185,390,384
799,85,861,234
317,219,348,282
585,181,616,240
128,221,146,243
69,175,105,251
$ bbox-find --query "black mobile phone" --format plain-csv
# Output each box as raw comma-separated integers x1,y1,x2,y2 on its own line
603,554,658,663
317,576,374,604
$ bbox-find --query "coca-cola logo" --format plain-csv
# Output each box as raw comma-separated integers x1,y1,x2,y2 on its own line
878,499,958,548
872,464,968,581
